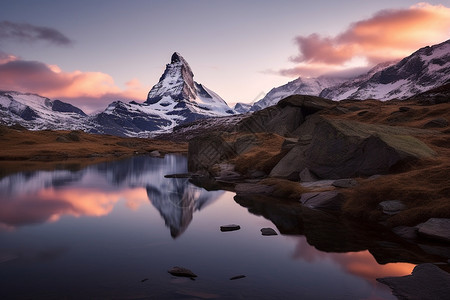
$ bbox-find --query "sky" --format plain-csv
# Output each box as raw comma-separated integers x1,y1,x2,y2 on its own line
0,0,449,113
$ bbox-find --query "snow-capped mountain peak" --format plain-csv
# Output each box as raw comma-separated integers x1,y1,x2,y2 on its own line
146,52,196,104
145,52,233,115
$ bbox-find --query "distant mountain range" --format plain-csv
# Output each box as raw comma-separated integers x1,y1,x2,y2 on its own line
1,40,449,136
248,39,450,111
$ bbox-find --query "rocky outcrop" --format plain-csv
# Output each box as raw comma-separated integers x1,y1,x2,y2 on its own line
270,115,436,180
188,134,238,173
236,95,335,137
234,194,448,262
416,218,450,243
379,200,407,215
299,191,344,211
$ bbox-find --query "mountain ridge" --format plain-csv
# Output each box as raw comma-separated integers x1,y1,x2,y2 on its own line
248,39,450,112
1,40,449,135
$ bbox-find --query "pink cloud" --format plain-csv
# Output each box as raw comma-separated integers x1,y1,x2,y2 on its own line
282,2,450,77
0,56,150,113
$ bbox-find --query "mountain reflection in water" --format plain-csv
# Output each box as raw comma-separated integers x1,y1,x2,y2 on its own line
0,155,223,237
1,155,435,299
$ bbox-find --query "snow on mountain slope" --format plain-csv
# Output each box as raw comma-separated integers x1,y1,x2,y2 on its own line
319,61,398,100
0,91,90,131
91,99,184,137
322,40,450,100
250,76,345,111
249,40,450,111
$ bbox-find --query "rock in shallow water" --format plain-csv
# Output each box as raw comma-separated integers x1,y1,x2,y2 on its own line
377,263,450,300
168,266,197,278
220,224,241,232
261,228,278,236
230,275,246,280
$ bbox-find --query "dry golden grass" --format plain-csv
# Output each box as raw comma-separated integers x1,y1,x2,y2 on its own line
342,157,450,226
326,99,450,132
0,125,187,176
329,99,450,226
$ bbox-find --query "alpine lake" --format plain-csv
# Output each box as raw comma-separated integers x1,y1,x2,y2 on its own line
1,154,437,299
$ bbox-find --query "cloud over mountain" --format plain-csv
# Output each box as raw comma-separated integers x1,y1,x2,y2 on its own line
282,3,450,77
0,55,149,113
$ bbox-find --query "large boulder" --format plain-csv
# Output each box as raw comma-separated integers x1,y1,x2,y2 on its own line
299,191,344,211
236,95,335,137
188,134,237,173
270,115,436,179
416,218,450,243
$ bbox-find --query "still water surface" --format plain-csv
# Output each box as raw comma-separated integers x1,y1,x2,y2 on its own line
0,155,414,299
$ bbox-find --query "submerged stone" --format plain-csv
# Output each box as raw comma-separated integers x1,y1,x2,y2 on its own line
220,224,241,232
261,228,278,236
168,266,197,278
230,275,246,280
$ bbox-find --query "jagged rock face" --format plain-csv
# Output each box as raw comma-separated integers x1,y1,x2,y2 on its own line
51,100,87,116
146,52,197,104
144,52,233,115
237,95,335,137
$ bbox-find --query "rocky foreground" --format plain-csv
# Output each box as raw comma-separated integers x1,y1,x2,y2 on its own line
186,94,449,227
182,92,450,293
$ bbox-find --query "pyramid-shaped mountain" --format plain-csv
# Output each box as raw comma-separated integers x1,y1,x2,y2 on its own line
91,52,234,136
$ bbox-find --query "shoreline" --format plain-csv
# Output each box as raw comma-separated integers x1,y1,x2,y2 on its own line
0,125,187,177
